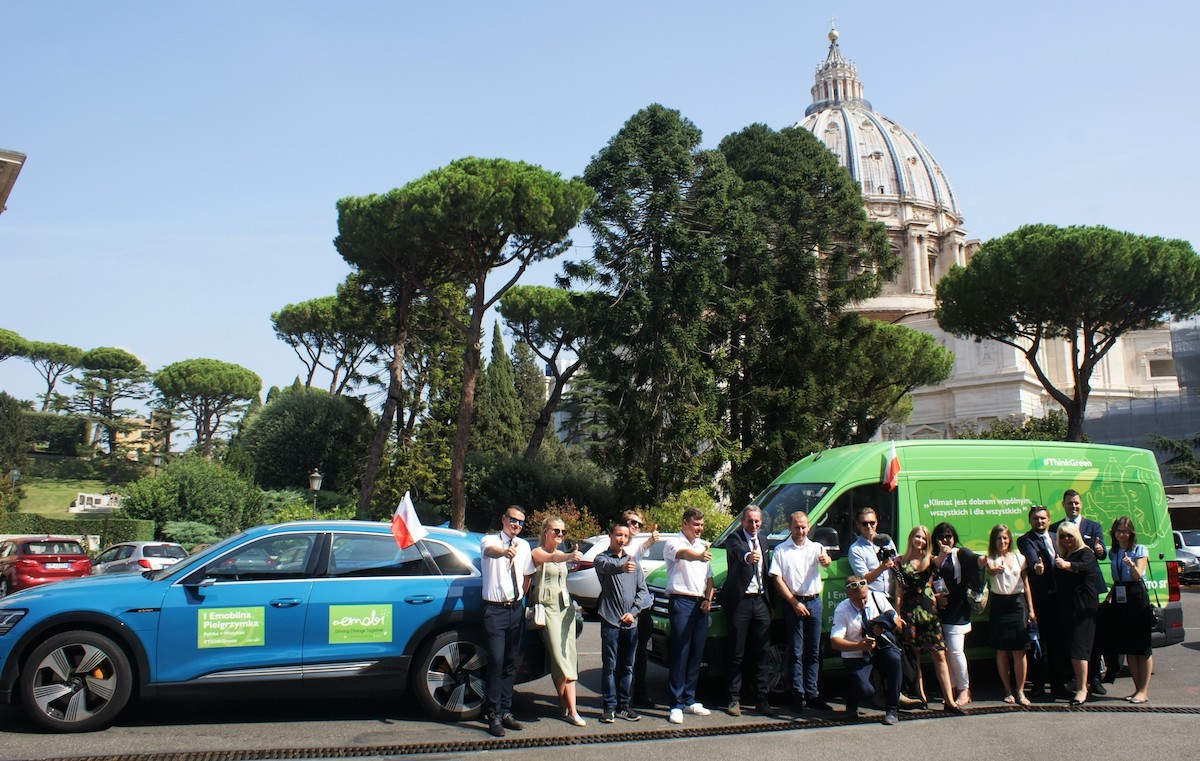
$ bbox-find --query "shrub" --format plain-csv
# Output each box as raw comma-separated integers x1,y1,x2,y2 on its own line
464,450,615,532
162,521,220,549
641,487,733,542
120,454,265,537
524,499,603,544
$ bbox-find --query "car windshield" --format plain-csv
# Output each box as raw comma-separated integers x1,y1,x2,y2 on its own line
1180,530,1200,547
714,482,833,547
145,545,188,559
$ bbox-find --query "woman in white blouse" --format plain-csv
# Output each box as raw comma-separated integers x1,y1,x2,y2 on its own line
984,524,1036,707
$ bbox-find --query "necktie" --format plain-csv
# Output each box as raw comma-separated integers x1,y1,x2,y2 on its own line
1040,533,1055,560
507,538,520,602
750,533,763,593
859,605,873,662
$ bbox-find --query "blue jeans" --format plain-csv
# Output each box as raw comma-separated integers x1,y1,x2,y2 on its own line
785,594,822,699
600,621,638,710
668,595,710,709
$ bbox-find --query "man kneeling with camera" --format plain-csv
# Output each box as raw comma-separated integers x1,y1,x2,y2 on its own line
831,575,906,726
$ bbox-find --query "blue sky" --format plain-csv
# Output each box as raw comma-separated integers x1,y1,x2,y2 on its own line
2,1,1196,414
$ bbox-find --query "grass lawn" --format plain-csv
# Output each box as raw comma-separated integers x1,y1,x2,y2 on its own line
18,477,110,518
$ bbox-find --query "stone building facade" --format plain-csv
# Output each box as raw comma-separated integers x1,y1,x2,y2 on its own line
794,28,1178,439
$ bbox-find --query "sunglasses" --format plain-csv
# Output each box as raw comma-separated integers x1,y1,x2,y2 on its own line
506,516,526,526
627,519,643,528
860,521,877,527
549,528,565,536
846,580,869,589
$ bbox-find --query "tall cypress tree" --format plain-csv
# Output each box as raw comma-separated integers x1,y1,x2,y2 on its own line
471,323,522,457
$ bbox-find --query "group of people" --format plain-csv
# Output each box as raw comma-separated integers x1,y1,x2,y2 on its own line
478,491,1157,736
479,504,655,737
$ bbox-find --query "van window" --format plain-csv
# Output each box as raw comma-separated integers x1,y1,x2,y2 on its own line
739,483,832,549
813,483,899,558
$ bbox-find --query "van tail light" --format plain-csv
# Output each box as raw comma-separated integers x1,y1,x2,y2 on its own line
1167,560,1181,603
567,560,593,574
138,559,153,569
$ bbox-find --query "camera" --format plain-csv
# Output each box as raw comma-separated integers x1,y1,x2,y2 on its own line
876,546,897,563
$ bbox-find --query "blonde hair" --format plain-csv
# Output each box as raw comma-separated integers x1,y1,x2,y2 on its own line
903,525,932,568
1056,522,1083,556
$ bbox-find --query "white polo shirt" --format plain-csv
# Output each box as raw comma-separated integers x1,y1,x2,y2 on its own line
664,535,712,596
768,536,825,597
480,533,534,603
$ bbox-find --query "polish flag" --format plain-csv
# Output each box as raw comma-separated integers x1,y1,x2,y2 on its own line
883,442,901,491
391,491,428,549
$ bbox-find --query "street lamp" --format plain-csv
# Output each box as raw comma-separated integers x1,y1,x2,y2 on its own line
308,469,323,518
151,451,163,478
8,469,18,488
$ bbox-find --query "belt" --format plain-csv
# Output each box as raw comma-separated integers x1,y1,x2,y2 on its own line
484,600,521,608
796,593,820,602
744,592,763,598
670,593,704,600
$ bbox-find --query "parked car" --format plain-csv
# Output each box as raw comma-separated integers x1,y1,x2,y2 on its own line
92,542,189,575
0,537,91,598
0,521,553,732
1174,530,1200,584
565,532,681,614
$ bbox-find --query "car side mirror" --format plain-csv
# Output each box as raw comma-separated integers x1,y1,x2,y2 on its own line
811,527,841,556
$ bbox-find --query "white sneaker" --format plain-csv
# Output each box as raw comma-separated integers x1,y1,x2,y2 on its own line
686,702,711,716
668,708,684,724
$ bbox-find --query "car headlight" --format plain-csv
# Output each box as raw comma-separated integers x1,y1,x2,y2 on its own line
0,609,27,636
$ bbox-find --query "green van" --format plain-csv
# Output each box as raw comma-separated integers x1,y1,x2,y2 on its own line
645,440,1184,689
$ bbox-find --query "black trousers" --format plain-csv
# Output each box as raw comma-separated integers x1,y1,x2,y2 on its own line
483,603,523,719
726,595,771,704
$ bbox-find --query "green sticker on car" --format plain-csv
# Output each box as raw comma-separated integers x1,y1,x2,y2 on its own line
329,604,393,643
198,607,265,648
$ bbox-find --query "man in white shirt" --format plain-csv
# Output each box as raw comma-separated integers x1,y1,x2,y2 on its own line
848,507,895,596
480,505,535,737
769,510,832,712
831,575,905,725
664,507,713,724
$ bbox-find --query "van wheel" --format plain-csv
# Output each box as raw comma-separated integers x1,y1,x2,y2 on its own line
18,631,133,732
410,628,487,721
764,642,789,695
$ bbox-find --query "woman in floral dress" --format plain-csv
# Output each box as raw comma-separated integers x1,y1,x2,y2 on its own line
894,525,964,714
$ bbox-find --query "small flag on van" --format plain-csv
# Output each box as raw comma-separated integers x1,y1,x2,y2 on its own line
882,442,900,491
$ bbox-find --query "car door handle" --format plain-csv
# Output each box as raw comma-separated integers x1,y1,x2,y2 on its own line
270,598,302,608
404,595,435,605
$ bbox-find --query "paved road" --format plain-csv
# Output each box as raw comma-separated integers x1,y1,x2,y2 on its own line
3,590,1199,760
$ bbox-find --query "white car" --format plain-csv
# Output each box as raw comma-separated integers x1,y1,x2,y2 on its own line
92,541,189,575
566,532,681,614
1173,530,1200,584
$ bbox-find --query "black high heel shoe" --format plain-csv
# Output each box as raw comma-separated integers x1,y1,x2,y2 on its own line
943,700,965,715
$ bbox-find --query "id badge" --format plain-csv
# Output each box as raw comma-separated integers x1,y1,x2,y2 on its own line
1115,586,1128,604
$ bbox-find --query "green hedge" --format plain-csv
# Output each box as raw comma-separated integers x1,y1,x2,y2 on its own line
0,514,154,549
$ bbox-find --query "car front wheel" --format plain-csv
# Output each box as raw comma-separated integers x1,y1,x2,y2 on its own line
410,628,487,721
18,630,133,732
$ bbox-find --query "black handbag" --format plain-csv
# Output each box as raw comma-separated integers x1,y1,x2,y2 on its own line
1143,558,1166,634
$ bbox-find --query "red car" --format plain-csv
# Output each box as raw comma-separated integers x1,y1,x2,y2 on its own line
0,536,92,597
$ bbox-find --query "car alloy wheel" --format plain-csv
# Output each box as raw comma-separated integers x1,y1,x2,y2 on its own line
410,628,487,720
18,630,133,732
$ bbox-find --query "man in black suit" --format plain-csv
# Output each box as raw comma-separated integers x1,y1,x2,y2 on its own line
1017,504,1065,697
1050,489,1109,694
721,505,774,717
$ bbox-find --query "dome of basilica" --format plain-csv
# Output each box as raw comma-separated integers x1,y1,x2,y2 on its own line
793,27,974,318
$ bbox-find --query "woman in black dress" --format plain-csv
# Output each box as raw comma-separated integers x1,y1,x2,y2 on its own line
1106,516,1153,703
1053,522,1099,705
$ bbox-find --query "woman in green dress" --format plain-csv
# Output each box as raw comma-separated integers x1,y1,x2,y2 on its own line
532,516,585,725
894,525,963,714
